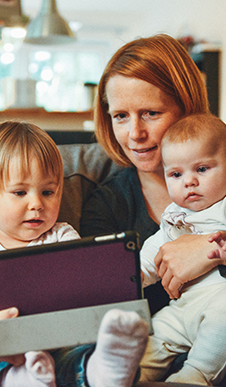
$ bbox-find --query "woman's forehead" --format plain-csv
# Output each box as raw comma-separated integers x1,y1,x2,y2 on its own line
106,75,175,110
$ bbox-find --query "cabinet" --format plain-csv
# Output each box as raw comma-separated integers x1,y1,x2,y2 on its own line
0,108,93,131
191,48,220,116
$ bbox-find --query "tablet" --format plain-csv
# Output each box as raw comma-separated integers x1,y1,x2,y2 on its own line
0,299,152,356
0,231,142,316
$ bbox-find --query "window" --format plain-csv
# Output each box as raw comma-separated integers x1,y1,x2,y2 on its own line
28,46,103,111
0,29,110,111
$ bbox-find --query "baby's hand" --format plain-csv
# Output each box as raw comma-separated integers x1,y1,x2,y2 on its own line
208,231,226,260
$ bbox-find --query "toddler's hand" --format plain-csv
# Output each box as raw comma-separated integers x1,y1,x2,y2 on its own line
0,307,25,366
208,231,226,261
0,307,18,320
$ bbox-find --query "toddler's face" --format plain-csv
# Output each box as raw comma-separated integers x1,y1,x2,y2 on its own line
0,156,61,249
162,139,226,211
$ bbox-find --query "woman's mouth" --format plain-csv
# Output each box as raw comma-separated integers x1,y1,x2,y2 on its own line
131,145,158,155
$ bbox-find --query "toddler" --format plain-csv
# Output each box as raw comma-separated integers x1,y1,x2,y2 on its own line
0,121,80,387
0,121,148,387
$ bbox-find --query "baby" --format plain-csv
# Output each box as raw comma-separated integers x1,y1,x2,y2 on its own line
140,113,226,385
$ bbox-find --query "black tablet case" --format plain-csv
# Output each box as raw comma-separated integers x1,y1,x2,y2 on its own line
0,231,142,316
0,231,153,355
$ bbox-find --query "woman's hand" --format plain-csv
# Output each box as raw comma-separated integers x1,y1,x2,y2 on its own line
154,234,222,299
0,307,25,366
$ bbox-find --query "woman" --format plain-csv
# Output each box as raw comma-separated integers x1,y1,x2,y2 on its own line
1,34,224,387
80,34,221,308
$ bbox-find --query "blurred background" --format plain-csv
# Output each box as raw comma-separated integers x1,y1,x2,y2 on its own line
0,0,225,123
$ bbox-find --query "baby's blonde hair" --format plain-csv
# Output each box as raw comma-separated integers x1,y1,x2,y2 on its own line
0,121,64,194
161,113,226,157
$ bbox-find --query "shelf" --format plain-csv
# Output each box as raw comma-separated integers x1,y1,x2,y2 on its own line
191,49,220,116
0,108,93,131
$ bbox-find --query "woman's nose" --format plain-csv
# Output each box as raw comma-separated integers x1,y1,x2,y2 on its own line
129,118,147,141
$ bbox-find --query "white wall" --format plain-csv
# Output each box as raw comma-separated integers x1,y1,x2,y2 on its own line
138,0,226,121
108,0,226,121
22,0,226,120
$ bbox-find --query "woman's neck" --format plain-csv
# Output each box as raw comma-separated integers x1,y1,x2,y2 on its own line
138,169,172,225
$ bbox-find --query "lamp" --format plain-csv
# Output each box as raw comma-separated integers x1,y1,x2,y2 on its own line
0,0,29,28
24,0,75,45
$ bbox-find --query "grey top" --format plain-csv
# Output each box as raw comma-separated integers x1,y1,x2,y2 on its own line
80,167,159,246
80,167,169,315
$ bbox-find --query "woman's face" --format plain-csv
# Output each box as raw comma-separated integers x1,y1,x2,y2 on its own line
106,75,183,175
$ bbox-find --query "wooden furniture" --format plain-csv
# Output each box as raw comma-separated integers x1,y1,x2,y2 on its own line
191,48,221,116
137,384,194,386
0,108,93,131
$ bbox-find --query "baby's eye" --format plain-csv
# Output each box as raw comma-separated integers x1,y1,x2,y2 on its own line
42,190,54,196
172,172,182,178
198,166,209,173
13,191,26,196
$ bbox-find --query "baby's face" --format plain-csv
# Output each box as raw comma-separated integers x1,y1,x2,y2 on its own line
162,139,226,211
0,156,61,249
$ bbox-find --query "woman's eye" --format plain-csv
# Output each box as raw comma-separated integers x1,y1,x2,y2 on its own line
148,111,158,116
198,166,209,173
113,113,127,121
143,111,159,119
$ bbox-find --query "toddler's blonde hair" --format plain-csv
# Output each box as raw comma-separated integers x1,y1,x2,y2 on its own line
0,121,64,194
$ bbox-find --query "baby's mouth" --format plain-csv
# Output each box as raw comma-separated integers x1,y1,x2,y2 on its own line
186,192,201,200
23,219,44,226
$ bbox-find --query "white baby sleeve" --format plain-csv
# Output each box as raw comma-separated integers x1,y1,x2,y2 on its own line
140,229,166,287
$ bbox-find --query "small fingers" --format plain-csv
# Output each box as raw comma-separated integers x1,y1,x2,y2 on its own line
208,231,226,246
208,231,221,243
207,249,221,259
0,307,19,320
0,307,24,366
